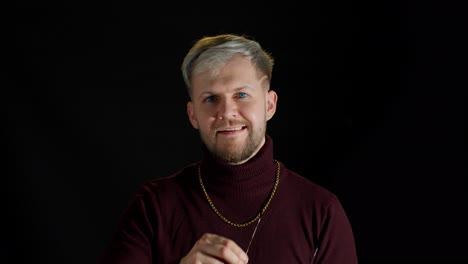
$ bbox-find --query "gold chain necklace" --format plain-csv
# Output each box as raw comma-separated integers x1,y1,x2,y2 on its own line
198,160,280,227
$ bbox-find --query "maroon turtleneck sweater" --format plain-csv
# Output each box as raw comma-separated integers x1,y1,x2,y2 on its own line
99,135,358,263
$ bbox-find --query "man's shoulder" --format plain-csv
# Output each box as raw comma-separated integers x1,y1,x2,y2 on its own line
138,162,199,194
281,163,338,203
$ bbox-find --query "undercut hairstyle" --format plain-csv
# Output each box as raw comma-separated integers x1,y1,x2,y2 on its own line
181,34,274,98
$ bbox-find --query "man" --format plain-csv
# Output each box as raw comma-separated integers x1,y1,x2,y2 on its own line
99,34,358,263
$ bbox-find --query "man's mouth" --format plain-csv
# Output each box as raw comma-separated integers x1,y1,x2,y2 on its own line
217,126,247,134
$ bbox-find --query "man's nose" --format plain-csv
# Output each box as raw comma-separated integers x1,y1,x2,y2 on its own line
217,98,238,119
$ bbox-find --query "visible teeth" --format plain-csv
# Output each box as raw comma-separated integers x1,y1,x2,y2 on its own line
224,127,243,131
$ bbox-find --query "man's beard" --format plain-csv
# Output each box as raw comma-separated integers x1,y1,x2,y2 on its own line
200,124,266,164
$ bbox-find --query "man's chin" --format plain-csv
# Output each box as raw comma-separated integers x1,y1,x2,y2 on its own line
212,148,247,164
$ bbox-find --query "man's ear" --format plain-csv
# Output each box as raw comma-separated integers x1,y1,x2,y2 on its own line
187,101,199,129
266,90,278,121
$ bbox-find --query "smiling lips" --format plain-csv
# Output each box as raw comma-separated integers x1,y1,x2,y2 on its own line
217,126,246,134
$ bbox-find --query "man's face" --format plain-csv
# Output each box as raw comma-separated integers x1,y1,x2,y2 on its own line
187,55,277,164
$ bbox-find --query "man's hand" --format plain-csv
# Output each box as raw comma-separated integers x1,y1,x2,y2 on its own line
180,233,249,264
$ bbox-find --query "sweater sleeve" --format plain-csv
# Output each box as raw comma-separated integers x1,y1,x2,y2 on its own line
314,196,358,264
98,185,156,264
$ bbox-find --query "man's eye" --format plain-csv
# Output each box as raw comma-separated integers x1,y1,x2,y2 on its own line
238,92,247,98
205,96,215,102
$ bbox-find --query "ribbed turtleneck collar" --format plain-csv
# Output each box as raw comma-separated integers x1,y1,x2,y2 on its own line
199,134,278,197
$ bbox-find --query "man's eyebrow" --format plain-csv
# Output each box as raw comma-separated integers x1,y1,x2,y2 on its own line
197,86,254,99
233,86,255,92
197,91,216,99
197,84,255,99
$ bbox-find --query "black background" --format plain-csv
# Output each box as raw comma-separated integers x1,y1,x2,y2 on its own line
7,0,466,263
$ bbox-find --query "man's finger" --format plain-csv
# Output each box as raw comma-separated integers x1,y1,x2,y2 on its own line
199,233,249,263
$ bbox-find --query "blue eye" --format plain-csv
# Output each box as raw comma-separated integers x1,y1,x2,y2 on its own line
205,96,215,102
238,92,247,98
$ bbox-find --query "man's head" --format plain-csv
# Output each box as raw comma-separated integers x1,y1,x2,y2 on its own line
181,34,274,98
182,34,277,164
